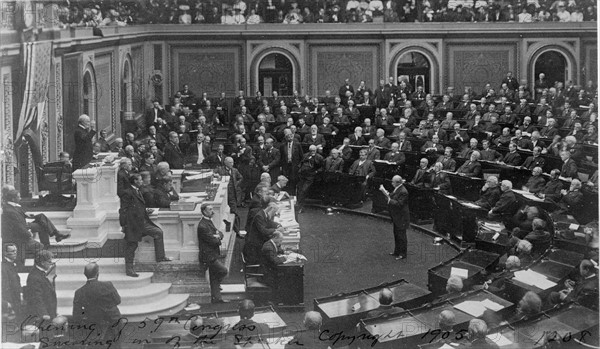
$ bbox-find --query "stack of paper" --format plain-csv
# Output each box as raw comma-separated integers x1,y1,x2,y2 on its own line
487,334,513,347
454,298,506,317
513,270,557,290
179,192,207,198
450,267,469,279
462,202,482,209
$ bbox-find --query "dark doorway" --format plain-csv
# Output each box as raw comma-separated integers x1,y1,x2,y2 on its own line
534,51,567,88
397,52,430,94
258,53,293,96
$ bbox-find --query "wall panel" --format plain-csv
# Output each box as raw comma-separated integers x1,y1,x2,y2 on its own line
310,45,379,96
447,43,517,94
95,53,114,134
171,46,241,97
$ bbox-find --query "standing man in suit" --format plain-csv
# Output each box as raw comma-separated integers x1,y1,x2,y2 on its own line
197,204,228,303
380,175,410,260
297,145,324,212
72,114,96,171
119,174,171,277
280,129,303,195
25,250,57,321
217,157,243,236
145,100,165,131
186,133,211,166
72,263,121,341
117,158,133,198
2,243,22,321
259,138,281,182
163,131,185,169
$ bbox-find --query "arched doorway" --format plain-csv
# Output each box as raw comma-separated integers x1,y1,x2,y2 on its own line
82,68,97,128
122,58,133,121
534,50,567,88
258,53,293,96
396,52,431,93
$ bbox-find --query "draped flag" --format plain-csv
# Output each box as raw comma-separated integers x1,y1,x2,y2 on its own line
15,41,53,144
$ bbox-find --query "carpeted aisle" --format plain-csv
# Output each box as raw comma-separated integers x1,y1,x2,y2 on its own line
297,207,458,306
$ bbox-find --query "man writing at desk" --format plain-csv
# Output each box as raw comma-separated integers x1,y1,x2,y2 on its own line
261,231,291,301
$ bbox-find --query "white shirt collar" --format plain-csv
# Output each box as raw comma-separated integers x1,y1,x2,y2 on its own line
6,201,21,207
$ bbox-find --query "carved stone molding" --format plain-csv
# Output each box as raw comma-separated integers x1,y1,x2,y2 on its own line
1,70,14,185
55,59,63,153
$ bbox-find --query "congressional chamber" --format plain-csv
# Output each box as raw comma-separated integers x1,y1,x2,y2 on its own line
0,2,598,348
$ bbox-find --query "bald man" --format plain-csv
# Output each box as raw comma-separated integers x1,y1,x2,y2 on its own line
286,311,328,348
380,175,410,260
72,114,96,170
366,288,404,318
72,263,121,340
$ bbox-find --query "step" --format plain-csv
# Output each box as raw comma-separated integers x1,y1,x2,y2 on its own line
19,272,155,290
58,294,190,321
56,282,173,307
25,257,128,274
34,238,89,254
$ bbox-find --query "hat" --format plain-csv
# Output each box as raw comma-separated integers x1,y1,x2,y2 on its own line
559,229,576,240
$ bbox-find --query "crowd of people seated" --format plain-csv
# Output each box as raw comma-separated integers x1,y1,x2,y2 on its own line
54,0,597,28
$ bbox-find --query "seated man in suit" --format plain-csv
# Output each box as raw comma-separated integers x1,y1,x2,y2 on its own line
72,263,121,342
244,202,282,264
557,179,584,214
474,176,502,210
286,311,328,349
509,206,540,234
479,140,503,162
465,319,499,349
231,300,270,345
303,124,326,150
260,231,288,291
186,133,211,166
431,162,452,195
411,158,431,188
523,166,546,194
549,259,598,310
384,142,405,164
349,149,376,201
488,180,518,220
437,275,464,303
501,142,522,166
365,139,381,160
559,150,578,179
349,126,366,146
420,134,444,156
152,178,179,208
366,288,404,318
2,185,70,266
325,148,344,172
522,146,545,170
373,128,391,149
456,151,482,177
271,175,289,195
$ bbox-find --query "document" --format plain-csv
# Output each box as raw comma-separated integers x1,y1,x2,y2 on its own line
450,267,469,279
179,192,207,198
454,301,488,317
487,334,513,347
461,202,481,209
480,299,504,311
568,223,580,230
513,270,557,290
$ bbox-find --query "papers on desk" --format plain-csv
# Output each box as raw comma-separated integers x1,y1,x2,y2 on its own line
450,267,469,279
445,195,457,200
454,299,505,317
513,269,557,290
185,172,212,180
439,344,458,349
284,252,307,263
513,189,544,202
461,202,482,209
487,333,513,347
178,192,207,198
276,192,290,201
481,221,504,231
374,160,396,165
569,223,580,230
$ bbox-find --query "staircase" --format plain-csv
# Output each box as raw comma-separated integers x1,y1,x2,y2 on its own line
21,258,189,322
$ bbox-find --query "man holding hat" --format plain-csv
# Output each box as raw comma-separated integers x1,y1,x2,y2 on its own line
379,175,410,260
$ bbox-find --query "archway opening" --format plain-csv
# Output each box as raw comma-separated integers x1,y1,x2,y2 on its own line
396,52,431,94
534,50,567,88
82,70,96,128
258,53,293,96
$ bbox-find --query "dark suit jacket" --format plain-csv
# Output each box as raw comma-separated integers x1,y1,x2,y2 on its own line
411,168,431,188
197,217,223,263
186,142,211,164
431,172,452,195
349,159,376,177
244,210,280,264
117,169,131,198
491,190,518,216
373,137,391,149
475,186,502,210
522,155,545,170
25,267,57,319
72,126,96,170
261,239,286,273
384,151,405,164
73,279,121,325
365,147,380,160
349,134,366,146
2,259,22,316
279,141,304,180
1,203,33,244
525,175,546,193
206,153,226,168
457,160,482,177
561,158,578,178
258,148,281,179
119,187,158,242
366,304,405,319
303,133,326,148
145,107,165,129
163,142,185,169
436,156,456,172
388,185,410,229
503,152,522,166
397,140,412,152
324,157,344,172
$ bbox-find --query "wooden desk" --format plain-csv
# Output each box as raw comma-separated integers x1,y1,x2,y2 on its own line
313,279,432,330
432,193,487,242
